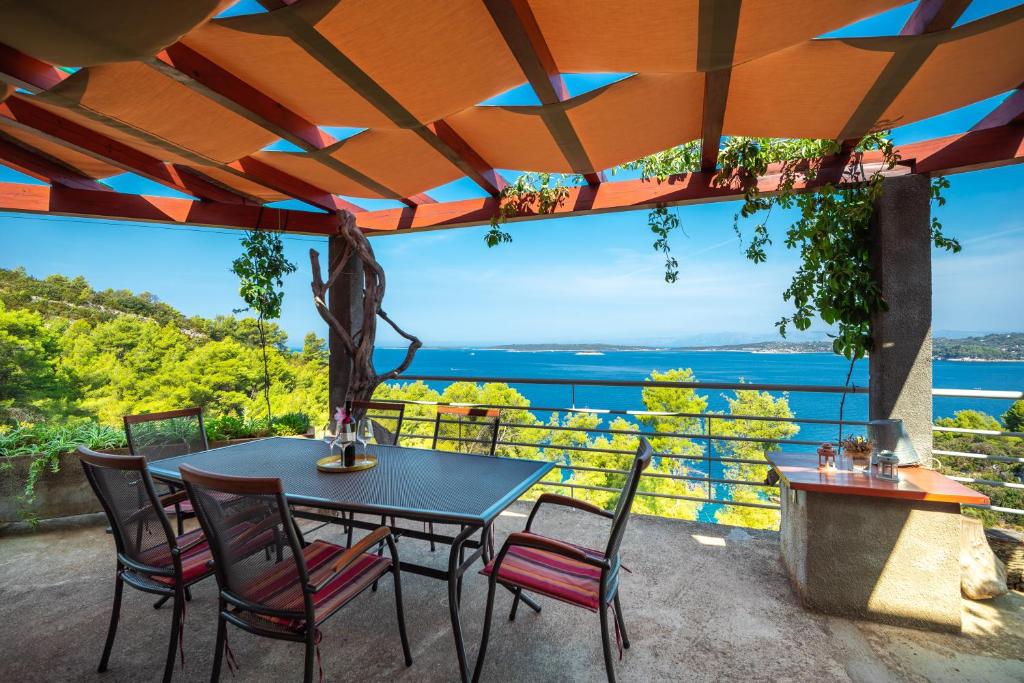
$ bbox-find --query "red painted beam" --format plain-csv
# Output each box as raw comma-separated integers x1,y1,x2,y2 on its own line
971,87,1024,130
0,182,339,234
0,96,251,204
697,0,741,172
901,0,973,35
227,156,362,213
904,121,1024,175
0,133,110,191
427,120,506,194
0,43,68,92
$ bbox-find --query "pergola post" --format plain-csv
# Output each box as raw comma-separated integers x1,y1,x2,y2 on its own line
869,174,933,458
327,233,364,417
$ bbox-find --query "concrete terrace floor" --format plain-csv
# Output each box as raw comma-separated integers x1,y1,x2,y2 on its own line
1,504,1022,683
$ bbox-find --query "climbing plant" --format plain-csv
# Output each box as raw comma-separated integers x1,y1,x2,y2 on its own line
485,172,581,246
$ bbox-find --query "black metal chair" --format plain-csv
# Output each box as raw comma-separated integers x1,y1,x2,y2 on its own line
472,437,654,683
123,407,209,534
180,464,412,683
78,446,218,683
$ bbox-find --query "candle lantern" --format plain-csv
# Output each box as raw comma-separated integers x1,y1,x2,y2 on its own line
816,442,836,470
876,450,900,481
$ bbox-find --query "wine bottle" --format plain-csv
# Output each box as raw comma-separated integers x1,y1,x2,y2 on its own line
342,399,356,467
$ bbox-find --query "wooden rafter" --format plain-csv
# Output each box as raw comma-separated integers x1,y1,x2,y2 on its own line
697,0,742,172
256,1,504,199
4,125,1018,237
837,0,972,145
147,43,398,205
0,42,361,213
483,0,604,185
0,131,111,191
971,85,1024,130
0,97,253,204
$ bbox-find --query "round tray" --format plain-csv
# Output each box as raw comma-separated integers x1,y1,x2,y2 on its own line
316,454,377,473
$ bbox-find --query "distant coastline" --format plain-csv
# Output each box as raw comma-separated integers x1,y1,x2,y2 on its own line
474,333,1024,361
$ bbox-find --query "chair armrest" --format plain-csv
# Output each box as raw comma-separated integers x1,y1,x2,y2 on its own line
310,527,392,593
160,490,189,507
228,515,280,552
525,493,612,531
177,532,206,554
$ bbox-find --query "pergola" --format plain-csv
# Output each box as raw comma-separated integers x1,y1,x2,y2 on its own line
0,0,1022,442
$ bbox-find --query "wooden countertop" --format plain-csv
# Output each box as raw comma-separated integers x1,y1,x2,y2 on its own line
767,453,990,505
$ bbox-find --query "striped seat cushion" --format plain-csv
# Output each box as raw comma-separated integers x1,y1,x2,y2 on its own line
163,491,240,517
233,540,391,632
141,522,276,587
164,499,194,515
481,533,609,612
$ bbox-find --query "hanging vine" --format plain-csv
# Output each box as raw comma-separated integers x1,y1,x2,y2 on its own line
485,172,581,246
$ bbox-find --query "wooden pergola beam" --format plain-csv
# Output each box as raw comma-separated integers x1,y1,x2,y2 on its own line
971,86,1024,130
0,97,253,204
483,0,604,186
0,181,338,233
837,0,971,145
1,124,1019,237
0,42,365,213
0,132,111,191
697,0,742,172
257,1,505,198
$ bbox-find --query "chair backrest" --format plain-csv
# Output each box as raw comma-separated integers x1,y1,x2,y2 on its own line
604,437,653,561
180,465,312,622
353,400,405,446
124,407,209,461
431,405,501,455
77,446,177,573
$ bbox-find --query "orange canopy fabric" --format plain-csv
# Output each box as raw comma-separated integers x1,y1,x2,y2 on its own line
0,1,1020,204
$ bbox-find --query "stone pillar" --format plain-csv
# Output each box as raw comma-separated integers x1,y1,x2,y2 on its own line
327,234,363,418
869,174,933,459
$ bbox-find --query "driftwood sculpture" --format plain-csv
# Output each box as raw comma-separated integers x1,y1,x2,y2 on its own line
310,210,421,418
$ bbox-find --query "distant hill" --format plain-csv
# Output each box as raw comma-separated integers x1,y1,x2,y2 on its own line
487,335,1024,360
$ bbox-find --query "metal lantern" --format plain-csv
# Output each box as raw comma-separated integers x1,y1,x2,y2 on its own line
876,450,900,481
817,442,836,470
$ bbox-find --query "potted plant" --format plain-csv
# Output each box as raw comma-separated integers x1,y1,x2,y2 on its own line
842,436,873,471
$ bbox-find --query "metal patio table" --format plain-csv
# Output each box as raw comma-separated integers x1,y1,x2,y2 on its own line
147,436,555,682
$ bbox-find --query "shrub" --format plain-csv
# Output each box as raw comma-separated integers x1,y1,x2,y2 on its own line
272,412,311,436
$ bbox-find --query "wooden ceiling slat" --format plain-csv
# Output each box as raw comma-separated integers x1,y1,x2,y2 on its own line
0,131,110,191
838,0,972,144
483,0,604,185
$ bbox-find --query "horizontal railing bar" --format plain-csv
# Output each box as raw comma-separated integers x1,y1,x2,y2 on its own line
948,476,1024,490
962,503,1024,515
537,481,780,510
400,374,869,394
932,426,1024,438
562,463,771,489
933,450,1024,464
932,388,1023,400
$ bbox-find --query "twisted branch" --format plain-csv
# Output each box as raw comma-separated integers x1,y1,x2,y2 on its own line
310,210,422,416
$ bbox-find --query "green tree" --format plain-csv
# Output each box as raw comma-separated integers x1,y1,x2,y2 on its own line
230,230,297,422
1003,400,1024,433
0,303,77,421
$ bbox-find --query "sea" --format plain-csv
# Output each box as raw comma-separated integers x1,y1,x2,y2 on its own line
374,348,1024,444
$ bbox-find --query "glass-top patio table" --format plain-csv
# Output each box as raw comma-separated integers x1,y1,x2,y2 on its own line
148,436,555,682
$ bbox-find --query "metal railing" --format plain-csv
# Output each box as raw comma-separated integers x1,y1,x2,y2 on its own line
375,375,1024,524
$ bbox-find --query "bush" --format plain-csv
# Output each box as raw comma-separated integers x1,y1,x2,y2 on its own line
272,412,311,436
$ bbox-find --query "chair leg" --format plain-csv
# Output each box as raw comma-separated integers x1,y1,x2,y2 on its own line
162,589,184,683
154,595,170,609
508,587,522,622
613,593,630,649
599,601,616,683
211,613,226,683
392,568,413,666
97,572,124,673
175,502,184,536
346,511,354,548
184,586,192,602
428,522,435,552
303,632,316,683
471,576,499,683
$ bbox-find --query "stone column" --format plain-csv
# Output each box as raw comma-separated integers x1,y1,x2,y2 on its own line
869,174,933,458
327,234,364,418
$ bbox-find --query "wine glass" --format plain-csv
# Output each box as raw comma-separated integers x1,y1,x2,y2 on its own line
356,418,375,454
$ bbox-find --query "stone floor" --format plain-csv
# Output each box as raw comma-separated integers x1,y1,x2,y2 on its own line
1,505,1022,682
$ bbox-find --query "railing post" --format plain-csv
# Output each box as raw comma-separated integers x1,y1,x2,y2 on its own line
706,416,714,502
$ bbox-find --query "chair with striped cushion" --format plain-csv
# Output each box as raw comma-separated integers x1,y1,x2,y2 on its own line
473,437,653,683
124,407,209,535
78,446,222,683
180,464,412,683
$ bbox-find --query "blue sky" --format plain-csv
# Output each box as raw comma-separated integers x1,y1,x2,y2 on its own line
1,1,1022,347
